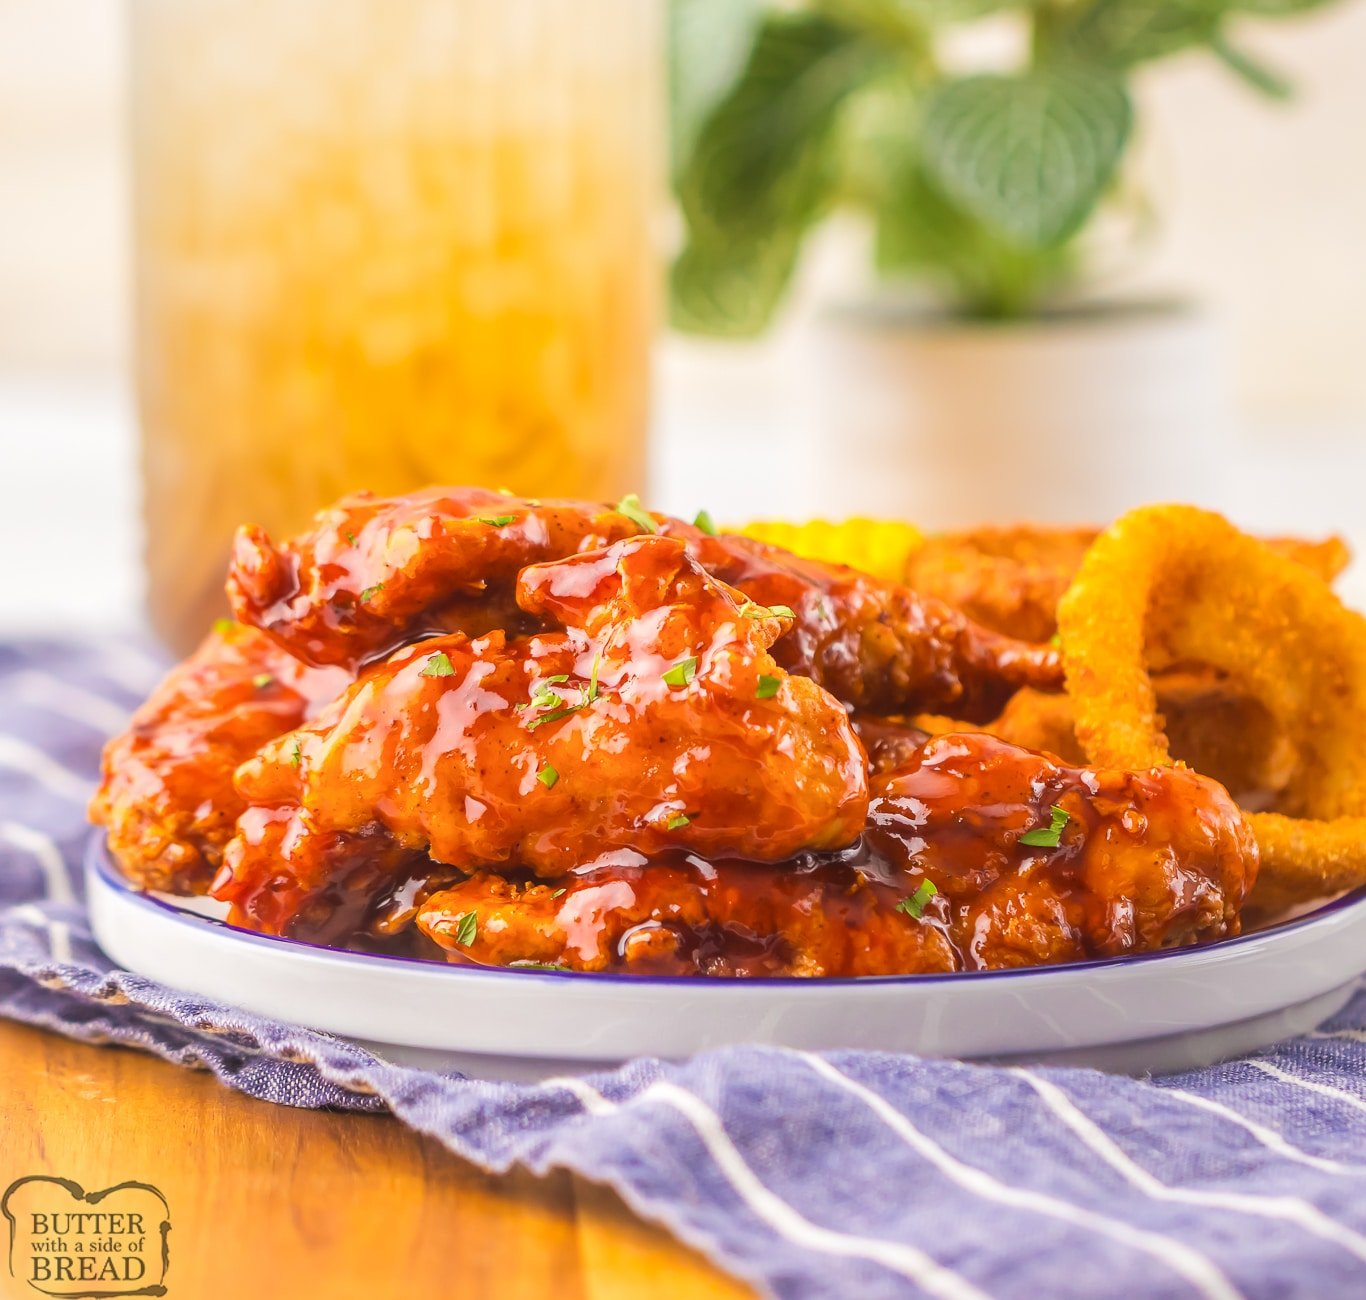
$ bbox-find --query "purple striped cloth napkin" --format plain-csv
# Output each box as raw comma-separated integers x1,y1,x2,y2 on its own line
3,637,1365,1299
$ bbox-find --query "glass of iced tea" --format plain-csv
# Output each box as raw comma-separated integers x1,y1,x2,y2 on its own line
128,0,661,651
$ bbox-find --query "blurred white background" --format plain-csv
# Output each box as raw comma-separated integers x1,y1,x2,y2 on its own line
2,0,1365,630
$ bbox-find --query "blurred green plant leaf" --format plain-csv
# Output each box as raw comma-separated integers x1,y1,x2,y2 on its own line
1226,0,1338,13
874,152,1077,316
670,226,808,337
817,0,1028,30
679,14,887,238
901,0,1037,20
668,0,764,180
672,13,892,333
668,0,1341,330
1208,32,1293,96
1053,0,1226,66
919,68,1132,248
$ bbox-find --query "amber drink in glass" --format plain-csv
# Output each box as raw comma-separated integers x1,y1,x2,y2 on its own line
129,0,661,650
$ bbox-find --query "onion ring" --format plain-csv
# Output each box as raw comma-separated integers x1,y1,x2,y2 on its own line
906,523,1349,641
1056,504,1366,906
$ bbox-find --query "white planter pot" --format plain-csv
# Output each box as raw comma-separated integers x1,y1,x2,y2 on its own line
800,301,1232,529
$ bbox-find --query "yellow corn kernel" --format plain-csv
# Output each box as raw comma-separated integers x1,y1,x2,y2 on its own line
735,518,923,583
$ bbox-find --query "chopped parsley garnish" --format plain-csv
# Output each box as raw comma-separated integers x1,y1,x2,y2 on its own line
1019,804,1071,849
476,514,517,528
667,812,691,830
896,879,939,919
345,530,357,545
739,600,796,621
755,674,781,700
663,656,698,687
523,663,600,730
524,674,571,711
694,509,717,536
1048,632,1062,649
359,583,384,603
213,617,235,637
537,763,559,789
419,651,455,678
550,887,567,899
453,912,477,947
289,741,302,769
616,493,658,534
526,703,585,731
509,960,570,971
251,673,275,689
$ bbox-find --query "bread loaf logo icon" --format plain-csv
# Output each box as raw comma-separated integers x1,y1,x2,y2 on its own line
1,1177,170,1298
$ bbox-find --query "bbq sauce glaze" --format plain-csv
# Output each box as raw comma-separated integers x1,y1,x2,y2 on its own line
295,731,1256,978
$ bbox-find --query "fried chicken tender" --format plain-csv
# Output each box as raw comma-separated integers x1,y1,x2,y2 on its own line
868,734,1256,967
213,535,870,938
907,524,1350,641
417,860,957,977
417,732,1257,975
662,521,1060,719
1056,505,1366,910
228,486,641,668
88,623,350,893
227,488,1060,719
906,526,1102,643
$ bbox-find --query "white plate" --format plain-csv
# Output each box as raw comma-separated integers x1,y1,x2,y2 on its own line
85,835,1366,1080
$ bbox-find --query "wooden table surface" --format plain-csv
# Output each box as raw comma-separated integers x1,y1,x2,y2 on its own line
0,1020,753,1300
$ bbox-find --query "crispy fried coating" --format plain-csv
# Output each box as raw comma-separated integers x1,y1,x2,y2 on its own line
956,676,1294,809
213,535,870,938
664,522,1060,719
88,624,350,893
1056,505,1366,909
228,488,1061,719
906,526,1101,643
907,524,1350,641
417,861,957,977
417,732,1257,975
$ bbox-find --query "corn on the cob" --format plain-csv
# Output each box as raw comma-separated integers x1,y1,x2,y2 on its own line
735,518,923,584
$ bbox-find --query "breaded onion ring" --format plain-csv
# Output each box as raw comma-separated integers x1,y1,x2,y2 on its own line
906,523,1350,642
1057,505,1366,906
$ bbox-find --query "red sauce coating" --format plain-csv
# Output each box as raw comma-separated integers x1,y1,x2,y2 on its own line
227,487,1059,718
410,732,1256,977
93,491,1257,978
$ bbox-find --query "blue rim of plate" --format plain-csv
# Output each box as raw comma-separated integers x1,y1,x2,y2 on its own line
86,830,1366,986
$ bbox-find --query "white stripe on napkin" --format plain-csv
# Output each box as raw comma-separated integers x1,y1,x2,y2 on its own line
1245,1060,1366,1116
0,736,92,802
88,644,166,695
8,903,73,963
551,1075,990,1300
1016,1070,1366,1263
803,1055,1238,1300
1161,1087,1358,1176
0,822,75,905
8,670,132,734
